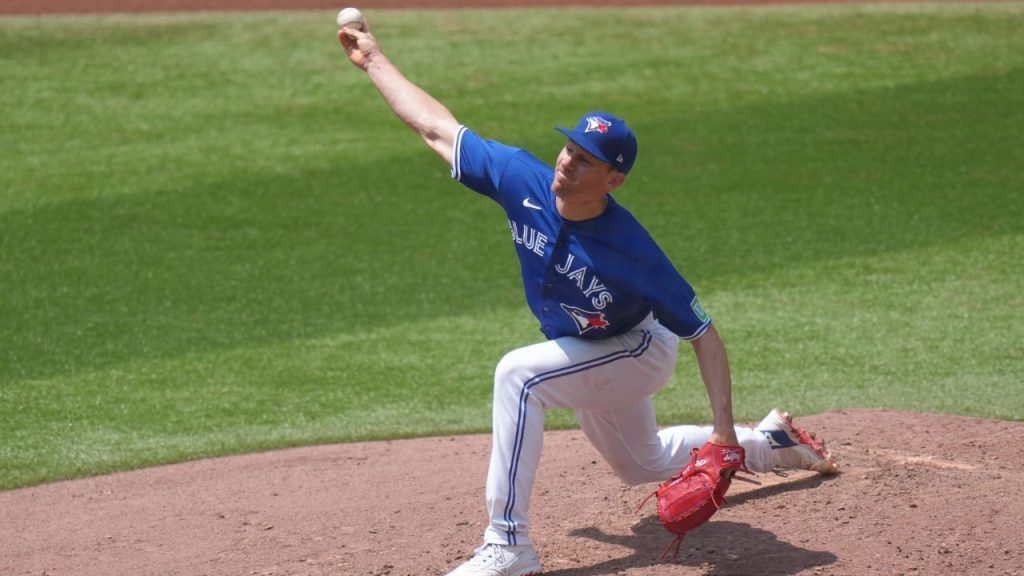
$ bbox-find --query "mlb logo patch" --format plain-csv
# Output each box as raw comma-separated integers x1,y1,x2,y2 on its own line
690,296,710,323
584,116,612,135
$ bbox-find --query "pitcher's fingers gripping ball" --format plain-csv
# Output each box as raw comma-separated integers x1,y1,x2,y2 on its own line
640,443,748,559
336,7,374,69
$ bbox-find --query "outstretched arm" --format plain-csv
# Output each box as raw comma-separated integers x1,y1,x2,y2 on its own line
690,325,740,447
339,25,460,165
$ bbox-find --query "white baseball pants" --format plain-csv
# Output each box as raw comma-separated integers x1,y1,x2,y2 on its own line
482,314,774,547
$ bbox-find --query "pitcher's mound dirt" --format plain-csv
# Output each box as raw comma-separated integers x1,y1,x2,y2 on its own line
2,409,1022,575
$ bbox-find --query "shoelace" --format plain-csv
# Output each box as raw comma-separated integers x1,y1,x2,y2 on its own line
469,544,501,565
796,427,833,459
782,413,835,460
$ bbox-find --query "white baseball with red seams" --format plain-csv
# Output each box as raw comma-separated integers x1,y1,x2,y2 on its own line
336,7,366,30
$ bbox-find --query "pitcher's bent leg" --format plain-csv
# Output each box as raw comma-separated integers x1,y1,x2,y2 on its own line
578,408,777,485
484,348,546,546
483,325,672,546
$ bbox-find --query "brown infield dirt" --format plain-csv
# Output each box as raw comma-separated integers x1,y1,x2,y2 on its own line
3,1,1023,575
3,410,1023,575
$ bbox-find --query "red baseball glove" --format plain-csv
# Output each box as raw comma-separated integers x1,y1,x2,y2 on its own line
640,443,748,559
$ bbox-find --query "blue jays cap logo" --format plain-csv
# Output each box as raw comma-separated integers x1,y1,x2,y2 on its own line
555,111,638,174
561,303,611,335
584,116,612,135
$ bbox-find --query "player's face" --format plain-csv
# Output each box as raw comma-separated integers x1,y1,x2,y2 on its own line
552,141,624,199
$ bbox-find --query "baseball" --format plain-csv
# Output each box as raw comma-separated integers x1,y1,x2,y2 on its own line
336,7,366,31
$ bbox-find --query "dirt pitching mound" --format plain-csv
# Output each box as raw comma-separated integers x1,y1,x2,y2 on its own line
2,409,1022,575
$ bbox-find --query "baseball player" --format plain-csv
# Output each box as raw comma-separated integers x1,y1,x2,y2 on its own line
339,19,838,576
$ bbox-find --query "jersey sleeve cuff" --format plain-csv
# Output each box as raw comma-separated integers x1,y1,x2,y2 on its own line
680,319,713,342
450,125,468,181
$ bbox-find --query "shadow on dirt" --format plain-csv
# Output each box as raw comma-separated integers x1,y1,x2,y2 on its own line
728,471,833,505
549,517,836,576
548,475,839,576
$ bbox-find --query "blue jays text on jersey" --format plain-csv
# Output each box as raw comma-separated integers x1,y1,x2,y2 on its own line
452,126,712,341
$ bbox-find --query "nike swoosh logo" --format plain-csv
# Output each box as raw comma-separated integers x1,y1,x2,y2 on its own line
522,198,542,210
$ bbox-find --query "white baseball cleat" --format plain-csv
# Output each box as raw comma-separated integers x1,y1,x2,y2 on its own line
756,408,839,475
444,543,543,576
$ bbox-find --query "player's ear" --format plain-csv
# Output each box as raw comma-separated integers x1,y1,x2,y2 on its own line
608,171,626,190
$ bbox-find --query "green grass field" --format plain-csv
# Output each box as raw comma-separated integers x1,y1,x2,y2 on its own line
2,3,1022,490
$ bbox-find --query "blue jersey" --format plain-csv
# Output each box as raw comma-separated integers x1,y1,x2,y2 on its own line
451,126,712,341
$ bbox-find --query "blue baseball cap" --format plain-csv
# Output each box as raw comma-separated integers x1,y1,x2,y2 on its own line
555,111,638,175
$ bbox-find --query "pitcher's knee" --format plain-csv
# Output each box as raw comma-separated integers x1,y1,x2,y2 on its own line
494,349,533,387
493,349,534,401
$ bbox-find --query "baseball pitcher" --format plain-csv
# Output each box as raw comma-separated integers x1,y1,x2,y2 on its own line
338,15,838,576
